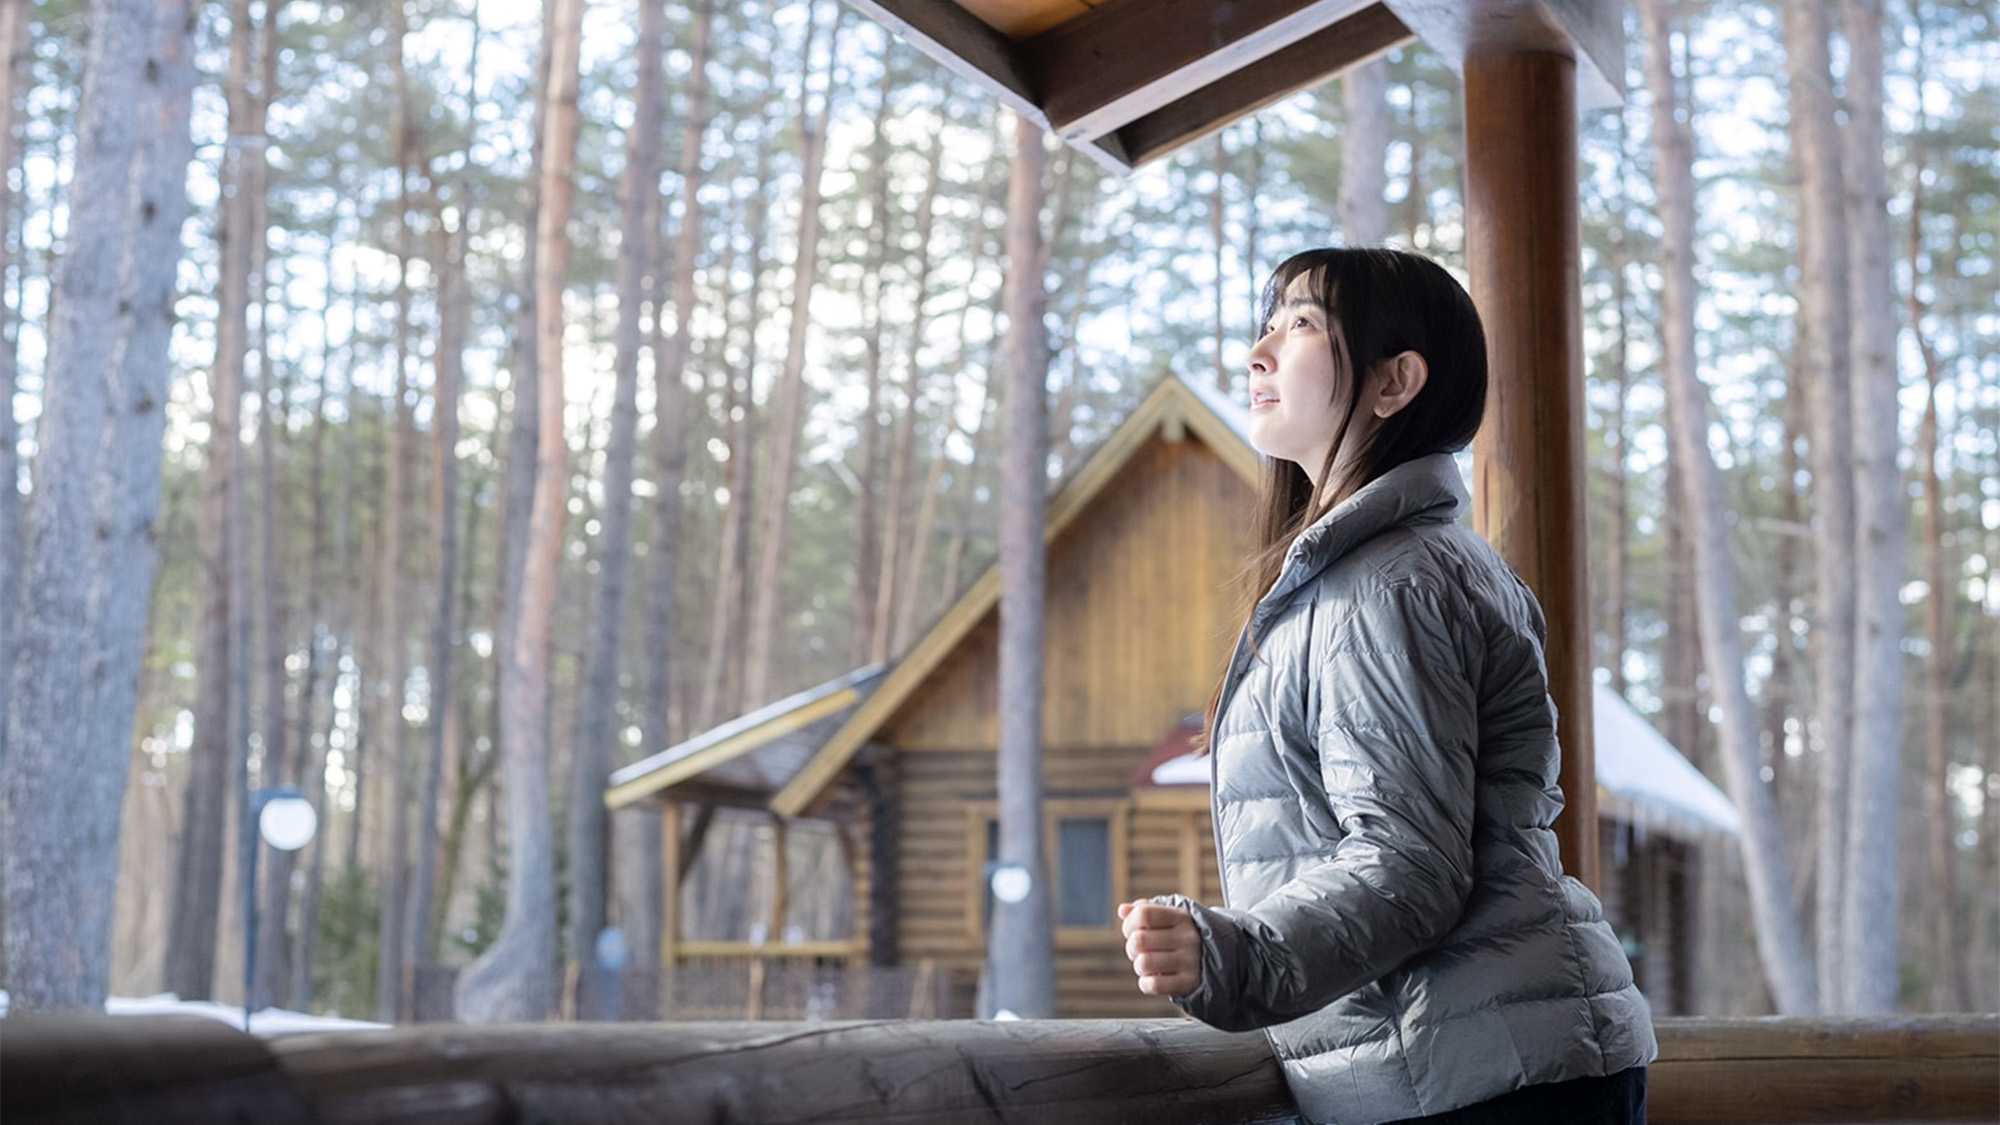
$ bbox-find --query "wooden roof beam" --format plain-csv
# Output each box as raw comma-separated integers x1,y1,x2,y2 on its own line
1033,0,1384,144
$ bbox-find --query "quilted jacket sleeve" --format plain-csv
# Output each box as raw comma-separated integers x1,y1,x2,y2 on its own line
1171,580,1482,1032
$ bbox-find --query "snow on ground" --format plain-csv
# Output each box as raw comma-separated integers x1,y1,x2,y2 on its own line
0,989,387,1034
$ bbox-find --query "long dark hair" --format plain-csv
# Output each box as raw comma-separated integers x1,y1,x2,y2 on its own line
1200,247,1488,748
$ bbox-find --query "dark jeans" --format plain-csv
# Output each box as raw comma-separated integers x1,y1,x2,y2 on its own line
1383,1066,1647,1125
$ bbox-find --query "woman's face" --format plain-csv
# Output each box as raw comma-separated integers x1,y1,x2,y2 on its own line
1246,271,1348,483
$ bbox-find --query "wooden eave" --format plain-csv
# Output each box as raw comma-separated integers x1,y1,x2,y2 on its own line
770,374,1261,819
843,0,1620,174
605,664,887,810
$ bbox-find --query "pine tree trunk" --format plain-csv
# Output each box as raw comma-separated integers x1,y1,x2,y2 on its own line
409,204,470,985
1210,135,1227,389
2,0,195,1010
166,0,260,1004
248,0,294,1015
289,270,338,1012
697,114,767,734
1837,0,1904,1016
852,64,894,666
568,0,665,998
455,0,584,1023
987,112,1054,1019
1906,149,1969,1010
1642,0,1818,1015
873,125,945,664
375,0,418,1022
0,0,27,750
744,7,839,709
1781,0,1857,1011
1338,57,1389,245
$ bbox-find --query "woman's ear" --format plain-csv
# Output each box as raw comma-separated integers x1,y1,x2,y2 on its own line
1370,351,1429,419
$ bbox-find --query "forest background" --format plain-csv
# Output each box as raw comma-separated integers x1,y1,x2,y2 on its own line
0,0,1995,1023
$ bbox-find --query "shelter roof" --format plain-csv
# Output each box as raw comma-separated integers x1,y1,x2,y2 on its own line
846,0,1622,173
605,663,888,810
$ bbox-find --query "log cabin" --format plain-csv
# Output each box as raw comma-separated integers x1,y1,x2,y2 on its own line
604,372,1743,1020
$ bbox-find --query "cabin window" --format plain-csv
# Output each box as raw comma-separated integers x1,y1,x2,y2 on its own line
967,800,1129,941
1056,818,1111,925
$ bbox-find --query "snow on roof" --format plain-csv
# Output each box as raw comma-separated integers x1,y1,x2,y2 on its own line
1146,683,1742,841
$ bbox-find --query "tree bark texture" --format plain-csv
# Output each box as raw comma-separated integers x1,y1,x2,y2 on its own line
455,0,584,1023
1338,57,1389,246
852,63,894,667
744,8,838,710
987,112,1055,1020
166,0,261,1004
568,0,665,988
1837,0,1904,1017
409,206,470,981
2,0,195,1010
872,123,945,665
1782,0,1857,1010
0,0,28,758
375,0,419,1022
1642,0,1818,1014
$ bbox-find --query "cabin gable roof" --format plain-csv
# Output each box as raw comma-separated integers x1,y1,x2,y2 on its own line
770,373,1259,817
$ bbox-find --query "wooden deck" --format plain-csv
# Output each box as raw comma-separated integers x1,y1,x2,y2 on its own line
4,1012,1994,1123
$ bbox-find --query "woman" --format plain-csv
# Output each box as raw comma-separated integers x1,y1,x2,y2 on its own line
1120,247,1655,1124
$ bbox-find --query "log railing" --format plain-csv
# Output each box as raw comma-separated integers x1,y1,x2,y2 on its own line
4,1012,1994,1124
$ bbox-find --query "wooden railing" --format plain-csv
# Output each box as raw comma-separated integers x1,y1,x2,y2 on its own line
4,1012,1994,1123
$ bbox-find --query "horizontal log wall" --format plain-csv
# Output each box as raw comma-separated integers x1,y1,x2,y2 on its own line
5,1013,1995,1124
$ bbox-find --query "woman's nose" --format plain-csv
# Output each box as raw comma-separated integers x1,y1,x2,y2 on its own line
1246,335,1273,375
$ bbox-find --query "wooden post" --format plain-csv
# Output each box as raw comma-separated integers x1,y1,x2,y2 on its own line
1463,42,1598,891
769,814,789,943
659,801,681,970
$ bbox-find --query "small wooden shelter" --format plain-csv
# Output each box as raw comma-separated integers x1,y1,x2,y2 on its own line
609,374,1740,1018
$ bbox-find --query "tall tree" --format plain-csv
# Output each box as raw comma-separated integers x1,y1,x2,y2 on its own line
986,111,1055,1019
1837,0,1903,1016
633,0,716,971
872,119,946,664
851,58,895,666
455,0,585,1023
2,0,196,1010
376,0,419,1022
1338,57,1390,245
250,0,293,1013
1641,0,1817,1014
569,0,665,988
0,0,27,751
1781,0,1856,1009
165,0,262,1003
743,4,838,709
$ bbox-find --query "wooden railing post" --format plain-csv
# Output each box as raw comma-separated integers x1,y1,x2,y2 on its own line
1463,35,1599,891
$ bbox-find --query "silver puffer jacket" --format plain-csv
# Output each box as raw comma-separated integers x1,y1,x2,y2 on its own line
1167,453,1656,1125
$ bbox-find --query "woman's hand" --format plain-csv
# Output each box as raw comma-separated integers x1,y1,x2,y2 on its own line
1119,900,1203,997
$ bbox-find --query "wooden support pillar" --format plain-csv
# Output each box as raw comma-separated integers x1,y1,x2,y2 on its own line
769,815,790,943
660,801,682,969
1463,43,1598,890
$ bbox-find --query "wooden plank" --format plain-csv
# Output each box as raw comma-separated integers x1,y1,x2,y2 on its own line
1650,1016,2000,1124
1462,45,1599,890
1115,4,1415,167
1034,0,1377,143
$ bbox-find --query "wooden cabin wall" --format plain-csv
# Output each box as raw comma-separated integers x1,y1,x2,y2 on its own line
885,437,1254,753
889,744,1231,1018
